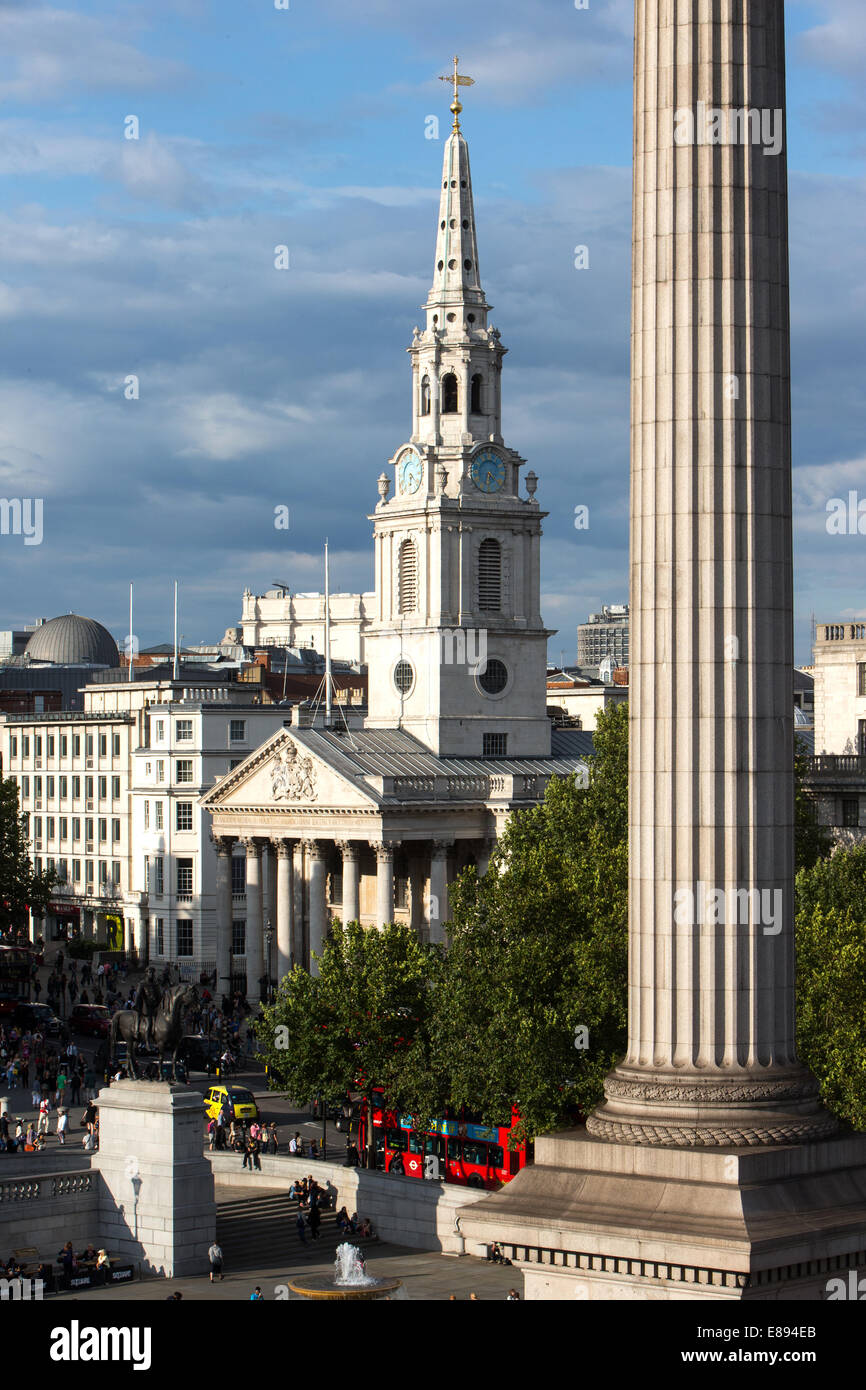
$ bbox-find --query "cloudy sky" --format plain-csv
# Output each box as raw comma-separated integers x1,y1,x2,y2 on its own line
0,0,863,665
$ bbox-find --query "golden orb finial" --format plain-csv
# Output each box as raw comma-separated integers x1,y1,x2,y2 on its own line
438,54,474,132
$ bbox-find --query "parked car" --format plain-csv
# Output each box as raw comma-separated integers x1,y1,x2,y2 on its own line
178,1035,222,1073
13,1002,62,1037
69,1004,111,1038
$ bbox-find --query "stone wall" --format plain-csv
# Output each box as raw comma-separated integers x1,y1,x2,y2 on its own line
0,1174,100,1260
208,1153,487,1254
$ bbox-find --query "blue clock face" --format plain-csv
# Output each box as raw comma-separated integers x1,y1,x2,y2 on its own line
470,449,506,494
399,450,423,495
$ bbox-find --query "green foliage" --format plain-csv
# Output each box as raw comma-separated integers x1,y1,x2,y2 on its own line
66,940,98,960
256,920,444,1126
0,777,56,935
433,703,629,1140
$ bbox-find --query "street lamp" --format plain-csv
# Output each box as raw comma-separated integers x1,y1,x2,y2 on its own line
264,918,273,1001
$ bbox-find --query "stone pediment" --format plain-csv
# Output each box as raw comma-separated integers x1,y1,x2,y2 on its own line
200,728,380,812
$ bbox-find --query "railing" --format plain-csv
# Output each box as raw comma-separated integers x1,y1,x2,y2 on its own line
0,1173,95,1203
806,755,866,776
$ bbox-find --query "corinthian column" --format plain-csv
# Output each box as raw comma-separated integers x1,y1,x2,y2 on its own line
587,0,833,1147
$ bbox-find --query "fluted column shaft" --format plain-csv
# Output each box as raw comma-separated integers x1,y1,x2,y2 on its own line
340,842,361,924
374,844,394,928
214,837,233,1001
588,1,834,1147
304,841,327,975
243,838,264,1004
428,841,451,945
275,839,293,982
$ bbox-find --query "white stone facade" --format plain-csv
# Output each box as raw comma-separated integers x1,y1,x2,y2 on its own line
812,621,866,755
239,588,372,665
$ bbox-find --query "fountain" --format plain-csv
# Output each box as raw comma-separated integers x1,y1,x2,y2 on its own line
287,1243,403,1301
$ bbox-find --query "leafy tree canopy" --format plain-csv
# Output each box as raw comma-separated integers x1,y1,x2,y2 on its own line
0,777,56,936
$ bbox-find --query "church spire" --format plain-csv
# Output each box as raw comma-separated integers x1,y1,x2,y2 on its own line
426,57,489,332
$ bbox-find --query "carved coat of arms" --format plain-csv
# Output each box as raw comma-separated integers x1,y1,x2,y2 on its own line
271,740,318,802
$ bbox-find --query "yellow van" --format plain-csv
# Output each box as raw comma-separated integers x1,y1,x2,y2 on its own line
203,1084,259,1122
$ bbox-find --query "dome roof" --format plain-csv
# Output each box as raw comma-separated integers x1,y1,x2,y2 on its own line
24,614,120,667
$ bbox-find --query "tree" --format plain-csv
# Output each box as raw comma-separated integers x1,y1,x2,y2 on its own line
433,703,629,1142
256,920,444,1164
0,777,55,937
794,735,833,872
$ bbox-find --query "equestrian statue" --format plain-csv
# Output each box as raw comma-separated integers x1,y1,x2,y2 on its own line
110,981,198,1081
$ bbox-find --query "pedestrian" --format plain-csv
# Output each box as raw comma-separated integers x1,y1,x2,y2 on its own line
69,1071,81,1105
295,1212,307,1246
207,1240,224,1282
249,1287,264,1301
57,1109,69,1145
506,1288,520,1301
267,1121,278,1155
83,1067,96,1101
37,1098,51,1136
308,1203,321,1240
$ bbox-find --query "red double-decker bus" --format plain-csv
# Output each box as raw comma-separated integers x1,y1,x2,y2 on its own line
356,1093,528,1189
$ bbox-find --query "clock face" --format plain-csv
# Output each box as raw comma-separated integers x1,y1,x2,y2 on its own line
399,450,423,495
470,449,506,494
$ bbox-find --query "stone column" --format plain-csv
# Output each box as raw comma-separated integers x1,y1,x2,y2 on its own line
428,840,451,944
213,836,233,1003
374,843,394,927
476,836,496,877
339,841,361,924
275,838,293,981
304,840,327,975
263,841,277,949
292,841,305,967
409,853,425,936
242,838,264,1005
586,0,831,1148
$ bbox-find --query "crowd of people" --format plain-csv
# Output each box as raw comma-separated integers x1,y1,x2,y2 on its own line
42,949,129,1015
0,1018,100,1153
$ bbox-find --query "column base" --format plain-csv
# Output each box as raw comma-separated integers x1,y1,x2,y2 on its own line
587,1064,838,1147
457,1128,866,1300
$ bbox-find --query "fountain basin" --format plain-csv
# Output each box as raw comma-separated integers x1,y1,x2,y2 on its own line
287,1273,402,1301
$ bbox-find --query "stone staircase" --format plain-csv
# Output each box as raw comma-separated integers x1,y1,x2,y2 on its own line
214,1185,374,1270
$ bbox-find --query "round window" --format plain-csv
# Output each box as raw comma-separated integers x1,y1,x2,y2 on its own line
394,661,414,694
478,659,508,695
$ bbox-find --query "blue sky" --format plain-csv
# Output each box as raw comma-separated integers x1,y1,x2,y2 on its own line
0,0,864,665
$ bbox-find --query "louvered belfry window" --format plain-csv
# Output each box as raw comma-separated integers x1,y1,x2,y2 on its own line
478,538,502,611
399,539,417,613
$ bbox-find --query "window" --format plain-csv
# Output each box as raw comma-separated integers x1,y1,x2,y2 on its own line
176,858,193,899
99,860,108,884
47,776,55,798
60,735,67,756
112,818,121,842
33,817,42,842
229,759,243,771
85,776,93,799
156,760,166,782
72,817,80,840
21,775,29,800
231,857,246,895
842,799,860,828
47,735,55,757
98,818,107,841
154,857,164,895
34,735,42,757
229,720,246,743
331,873,343,906
86,735,93,757
112,733,121,756
59,776,67,798
72,776,80,799
176,760,193,784
85,860,94,884
398,539,417,614
470,373,483,413
156,719,165,742
145,761,152,777
394,874,409,911
34,776,42,799
483,733,508,757
176,801,193,832
420,375,431,415
860,720,866,757
394,660,414,694
10,736,16,758
72,735,80,757
57,858,68,882
232,921,246,956
176,921,193,957
441,371,458,413
111,776,120,799
144,800,150,830
46,816,55,839
155,919,164,956
478,658,508,695
99,734,107,757
176,719,193,742
22,736,29,757
478,537,502,611
59,817,67,840
859,663,866,697
155,801,164,831
72,859,81,882
98,776,107,799
112,861,121,885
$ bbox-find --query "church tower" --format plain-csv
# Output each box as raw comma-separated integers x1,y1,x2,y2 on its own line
365,60,553,758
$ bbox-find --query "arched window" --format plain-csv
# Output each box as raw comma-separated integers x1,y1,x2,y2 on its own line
420,376,431,416
398,540,417,614
470,373,483,414
478,538,502,612
441,372,458,414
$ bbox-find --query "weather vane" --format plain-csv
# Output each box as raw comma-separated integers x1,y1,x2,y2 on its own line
439,54,474,132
